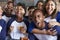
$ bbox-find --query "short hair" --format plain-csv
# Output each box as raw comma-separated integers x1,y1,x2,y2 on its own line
36,0,44,7
16,2,26,12
7,1,13,5
32,9,45,17
16,3,26,16
28,6,35,11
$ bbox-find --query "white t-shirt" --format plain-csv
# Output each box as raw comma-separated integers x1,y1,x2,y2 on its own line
42,16,57,40
44,16,57,23
2,15,11,23
10,20,27,39
34,34,57,40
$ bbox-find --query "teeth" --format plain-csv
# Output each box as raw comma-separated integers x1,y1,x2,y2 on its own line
48,8,53,12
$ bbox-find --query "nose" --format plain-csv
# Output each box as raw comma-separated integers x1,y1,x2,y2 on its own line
35,17,38,22
17,10,21,13
48,5,51,9
35,18,40,23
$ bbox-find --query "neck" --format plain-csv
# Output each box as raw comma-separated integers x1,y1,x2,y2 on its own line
6,13,12,17
16,17,23,22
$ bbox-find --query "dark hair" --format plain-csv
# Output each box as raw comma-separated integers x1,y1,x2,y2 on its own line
16,2,26,16
17,3,26,11
44,0,57,18
7,1,14,5
28,6,35,11
36,0,44,7
32,9,45,17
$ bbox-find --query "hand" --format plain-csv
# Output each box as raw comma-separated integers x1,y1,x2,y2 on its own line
42,29,47,34
49,21,59,27
10,26,14,32
52,29,57,36
21,37,28,40
19,27,26,33
47,29,57,36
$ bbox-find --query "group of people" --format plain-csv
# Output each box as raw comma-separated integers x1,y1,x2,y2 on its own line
0,0,60,40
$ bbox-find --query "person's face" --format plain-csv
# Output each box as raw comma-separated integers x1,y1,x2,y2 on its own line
6,3,13,15
15,6,25,18
28,9,34,19
34,11,44,28
46,1,56,15
29,9,34,16
37,2,43,10
8,3,13,9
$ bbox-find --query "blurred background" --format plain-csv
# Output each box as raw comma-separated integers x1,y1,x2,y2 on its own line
0,0,60,11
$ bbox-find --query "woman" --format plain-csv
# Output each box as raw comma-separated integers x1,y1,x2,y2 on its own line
44,0,60,40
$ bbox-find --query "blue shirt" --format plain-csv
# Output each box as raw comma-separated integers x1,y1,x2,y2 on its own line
53,11,60,35
53,25,60,35
56,11,60,23
0,19,6,40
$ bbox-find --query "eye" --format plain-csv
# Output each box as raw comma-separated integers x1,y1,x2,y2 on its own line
41,5,43,7
51,4,54,6
37,15,40,17
19,9,22,10
37,22,39,25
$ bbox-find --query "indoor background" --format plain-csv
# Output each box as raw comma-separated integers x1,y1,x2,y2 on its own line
0,0,60,11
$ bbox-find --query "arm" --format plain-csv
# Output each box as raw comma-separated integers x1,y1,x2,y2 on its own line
32,28,47,34
32,28,57,35
1,21,7,39
49,21,60,27
28,22,56,35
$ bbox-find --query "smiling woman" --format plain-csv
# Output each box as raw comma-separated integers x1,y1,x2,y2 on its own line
44,0,60,40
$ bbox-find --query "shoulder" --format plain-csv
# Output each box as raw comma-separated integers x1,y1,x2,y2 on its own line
11,15,16,18
0,19,6,27
56,11,60,16
56,11,60,22
0,19,6,23
23,18,29,26
8,17,16,23
11,20,16,23
57,11,60,13
7,18,15,26
10,20,16,26
29,21,36,27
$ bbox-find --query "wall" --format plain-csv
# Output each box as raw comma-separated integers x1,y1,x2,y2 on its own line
0,0,60,11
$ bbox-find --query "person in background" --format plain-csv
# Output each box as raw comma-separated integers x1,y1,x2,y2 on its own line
27,6,35,23
2,1,15,23
36,0,44,11
0,6,6,40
